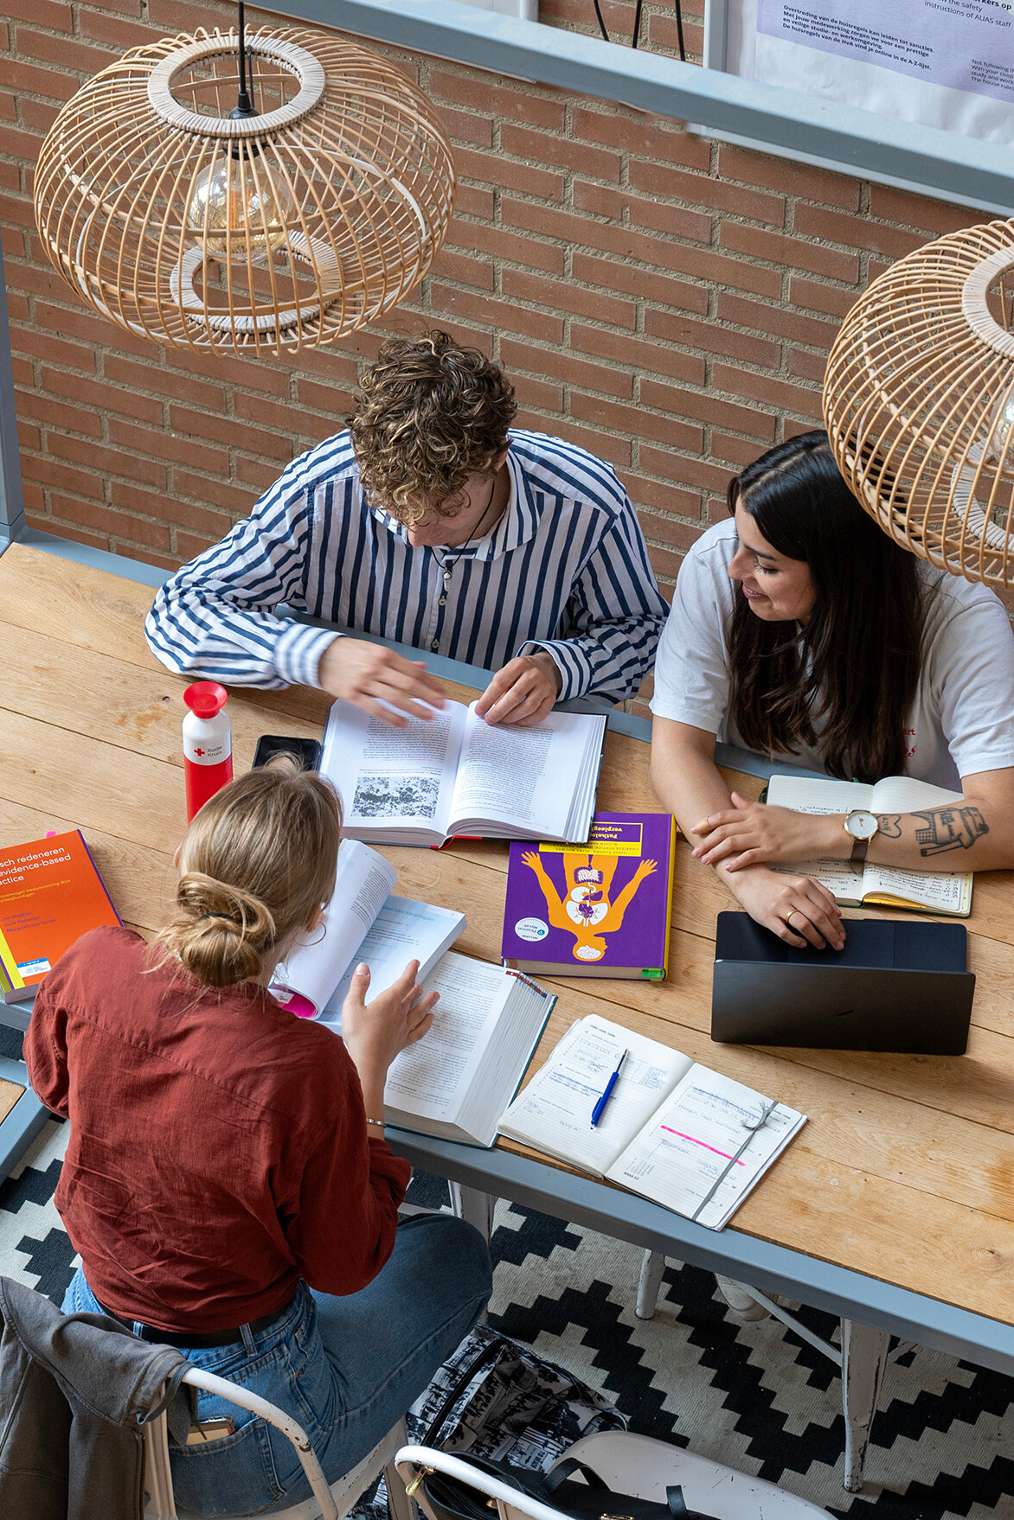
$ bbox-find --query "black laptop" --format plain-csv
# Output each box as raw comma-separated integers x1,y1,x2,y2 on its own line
711,911,975,1054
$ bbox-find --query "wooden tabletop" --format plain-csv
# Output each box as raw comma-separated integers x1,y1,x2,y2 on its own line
2,541,1013,1328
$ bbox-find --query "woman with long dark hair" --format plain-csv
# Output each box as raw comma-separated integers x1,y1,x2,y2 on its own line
650,430,1014,949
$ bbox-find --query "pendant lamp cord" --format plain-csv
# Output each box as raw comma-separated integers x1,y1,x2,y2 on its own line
234,0,255,116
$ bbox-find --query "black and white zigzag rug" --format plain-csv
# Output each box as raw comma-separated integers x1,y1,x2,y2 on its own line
3,1121,1011,1520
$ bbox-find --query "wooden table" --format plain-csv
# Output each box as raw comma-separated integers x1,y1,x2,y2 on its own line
2,537,1013,1494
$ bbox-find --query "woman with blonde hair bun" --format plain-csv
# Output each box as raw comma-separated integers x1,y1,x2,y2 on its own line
26,757,492,1517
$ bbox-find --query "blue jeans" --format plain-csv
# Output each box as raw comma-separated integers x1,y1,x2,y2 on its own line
64,1213,492,1517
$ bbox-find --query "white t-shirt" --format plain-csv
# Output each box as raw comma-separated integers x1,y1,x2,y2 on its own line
651,519,1014,791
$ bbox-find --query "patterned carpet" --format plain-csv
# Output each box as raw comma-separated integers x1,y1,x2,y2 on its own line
2,1118,1011,1520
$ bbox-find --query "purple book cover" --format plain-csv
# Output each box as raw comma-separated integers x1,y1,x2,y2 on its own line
501,813,677,975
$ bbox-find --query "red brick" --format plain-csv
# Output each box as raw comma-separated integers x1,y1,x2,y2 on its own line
716,291,837,349
866,185,985,235
639,509,713,555
792,204,923,261
17,422,41,453
0,92,16,121
787,347,827,384
175,351,290,397
40,365,162,425
570,107,711,172
0,194,35,232
17,389,103,438
541,417,632,470
230,399,311,459
447,218,565,276
662,240,783,299
624,475,703,520
295,377,355,420
511,373,564,415
430,247,495,292
53,496,171,553
454,145,564,203
430,283,564,345
570,252,708,316
174,470,255,517
50,431,168,486
502,267,635,329
34,300,150,356
571,324,706,388
108,417,224,476
644,541,683,586
13,328,96,373
644,308,779,368
638,380,776,441
143,0,209,30
455,183,495,221
712,364,822,421
501,123,621,183
235,454,281,491
571,392,704,453
710,431,766,469
35,516,108,553
787,276,858,320
428,70,567,133
77,9,158,48
6,0,72,29
640,446,732,495
573,181,713,245
25,454,106,501
500,339,633,400
175,530,219,561
503,197,702,269
437,104,494,148
16,27,111,72
720,222,860,283
110,480,229,540
718,144,860,211
627,159,784,226
12,96,60,134
102,356,227,413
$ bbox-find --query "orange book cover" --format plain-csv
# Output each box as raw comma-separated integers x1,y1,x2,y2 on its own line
0,830,120,1002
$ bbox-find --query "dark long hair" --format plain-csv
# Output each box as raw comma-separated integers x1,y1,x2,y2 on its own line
727,431,923,782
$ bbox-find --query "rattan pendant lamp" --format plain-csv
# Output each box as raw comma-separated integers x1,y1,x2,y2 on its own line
823,218,1014,589
33,3,455,354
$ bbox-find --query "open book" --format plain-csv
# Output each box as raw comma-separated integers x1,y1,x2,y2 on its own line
374,955,553,1145
766,774,973,917
276,840,464,1020
320,698,605,846
499,1016,805,1230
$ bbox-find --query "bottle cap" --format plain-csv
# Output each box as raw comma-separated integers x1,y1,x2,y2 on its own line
183,681,229,719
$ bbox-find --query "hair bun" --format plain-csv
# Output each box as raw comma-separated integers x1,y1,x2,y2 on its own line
172,871,275,988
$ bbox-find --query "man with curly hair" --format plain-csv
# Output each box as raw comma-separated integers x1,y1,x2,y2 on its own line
146,332,667,726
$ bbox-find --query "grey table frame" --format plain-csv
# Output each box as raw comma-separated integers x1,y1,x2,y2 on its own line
2,529,1012,1493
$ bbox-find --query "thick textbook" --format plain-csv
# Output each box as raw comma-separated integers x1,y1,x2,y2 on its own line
0,830,120,1002
276,839,464,1020
766,774,973,917
499,1015,805,1230
501,812,677,978
320,698,605,847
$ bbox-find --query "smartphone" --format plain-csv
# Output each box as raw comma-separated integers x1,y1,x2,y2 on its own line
252,734,322,772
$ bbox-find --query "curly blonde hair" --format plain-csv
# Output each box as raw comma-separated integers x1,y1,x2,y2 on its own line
152,757,342,989
349,331,517,524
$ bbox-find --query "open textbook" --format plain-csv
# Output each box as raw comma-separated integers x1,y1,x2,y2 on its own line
369,955,552,1145
766,774,973,917
320,698,606,846
499,1016,805,1230
276,840,464,1019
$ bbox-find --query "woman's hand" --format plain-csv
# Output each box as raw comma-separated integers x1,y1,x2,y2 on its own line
725,865,845,951
341,960,438,1111
691,792,842,870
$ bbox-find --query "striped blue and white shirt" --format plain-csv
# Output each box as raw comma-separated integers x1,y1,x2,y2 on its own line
145,429,668,703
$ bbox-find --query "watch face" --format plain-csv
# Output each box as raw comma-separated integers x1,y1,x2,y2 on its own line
846,808,878,841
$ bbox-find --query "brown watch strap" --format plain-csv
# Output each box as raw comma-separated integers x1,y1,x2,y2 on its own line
850,837,870,865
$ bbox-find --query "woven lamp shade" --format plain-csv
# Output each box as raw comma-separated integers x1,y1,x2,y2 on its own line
34,26,455,354
823,218,1014,589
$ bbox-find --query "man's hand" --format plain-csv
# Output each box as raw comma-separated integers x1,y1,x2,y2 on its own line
691,792,845,871
726,865,845,951
319,638,446,727
474,652,561,726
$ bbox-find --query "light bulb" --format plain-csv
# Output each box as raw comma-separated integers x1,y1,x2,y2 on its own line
986,390,1014,466
186,152,294,262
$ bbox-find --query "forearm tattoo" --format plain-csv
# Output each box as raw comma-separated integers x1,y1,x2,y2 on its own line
875,814,903,838
912,806,990,856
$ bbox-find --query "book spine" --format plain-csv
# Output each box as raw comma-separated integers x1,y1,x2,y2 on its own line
0,928,25,993
77,830,122,925
661,815,677,973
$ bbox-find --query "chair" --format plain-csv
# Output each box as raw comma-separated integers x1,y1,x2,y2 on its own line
395,1432,834,1520
144,1366,413,1520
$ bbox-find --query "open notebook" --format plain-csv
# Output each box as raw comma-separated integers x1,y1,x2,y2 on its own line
320,698,605,846
276,840,464,1019
767,774,973,917
364,955,553,1145
499,1016,805,1229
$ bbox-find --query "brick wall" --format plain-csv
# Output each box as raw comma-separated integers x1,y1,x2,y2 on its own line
1,0,990,606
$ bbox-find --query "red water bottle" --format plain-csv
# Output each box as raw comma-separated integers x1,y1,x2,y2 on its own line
182,682,233,821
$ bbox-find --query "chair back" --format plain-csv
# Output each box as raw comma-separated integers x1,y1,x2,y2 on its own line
395,1445,571,1520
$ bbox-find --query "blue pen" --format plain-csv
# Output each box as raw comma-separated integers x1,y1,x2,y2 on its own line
591,1049,628,1128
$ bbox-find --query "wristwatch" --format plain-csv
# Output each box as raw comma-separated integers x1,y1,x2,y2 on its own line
843,808,879,864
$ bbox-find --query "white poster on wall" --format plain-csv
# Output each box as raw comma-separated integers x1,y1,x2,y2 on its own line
725,0,1014,143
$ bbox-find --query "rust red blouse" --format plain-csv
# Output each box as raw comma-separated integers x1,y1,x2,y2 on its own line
25,926,409,1333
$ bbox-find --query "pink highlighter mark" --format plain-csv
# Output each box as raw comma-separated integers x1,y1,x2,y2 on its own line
660,1125,745,1165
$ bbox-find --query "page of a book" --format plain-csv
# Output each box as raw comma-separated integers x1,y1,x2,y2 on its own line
383,954,553,1145
449,704,605,840
606,1068,805,1230
275,841,396,1013
321,700,467,841
765,775,972,914
320,896,465,1025
498,1016,693,1175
